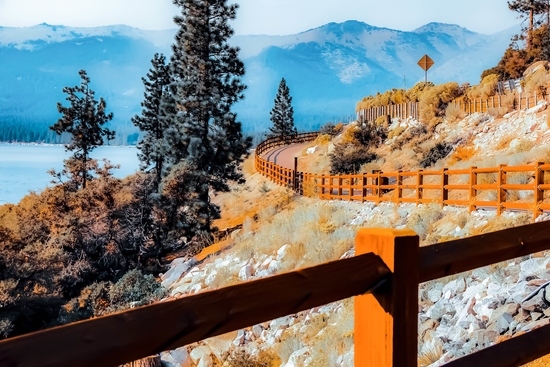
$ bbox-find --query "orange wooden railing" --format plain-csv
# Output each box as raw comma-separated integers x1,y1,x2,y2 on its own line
4,221,550,366
256,136,550,218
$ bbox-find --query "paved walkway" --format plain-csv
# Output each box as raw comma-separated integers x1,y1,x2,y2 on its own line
261,143,308,169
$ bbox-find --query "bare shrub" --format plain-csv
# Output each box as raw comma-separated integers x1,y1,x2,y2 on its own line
420,142,454,168
487,106,509,118
445,103,464,122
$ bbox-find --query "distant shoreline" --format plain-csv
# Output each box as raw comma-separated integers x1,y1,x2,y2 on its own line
0,142,137,148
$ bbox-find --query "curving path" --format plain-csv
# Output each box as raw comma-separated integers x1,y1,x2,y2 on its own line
261,143,309,169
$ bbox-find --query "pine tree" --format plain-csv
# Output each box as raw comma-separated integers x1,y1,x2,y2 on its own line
50,70,114,189
160,0,252,237
508,0,549,48
268,78,297,141
132,53,171,187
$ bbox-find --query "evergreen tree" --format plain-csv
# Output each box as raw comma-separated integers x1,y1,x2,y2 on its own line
50,70,114,189
268,78,297,140
132,53,171,187
508,0,549,48
159,0,252,238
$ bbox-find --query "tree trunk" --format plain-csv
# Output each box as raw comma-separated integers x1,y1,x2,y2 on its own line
120,355,162,367
529,8,534,49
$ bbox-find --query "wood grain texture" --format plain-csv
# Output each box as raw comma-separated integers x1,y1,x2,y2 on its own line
0,253,390,367
419,220,550,283
354,228,419,367
444,322,550,367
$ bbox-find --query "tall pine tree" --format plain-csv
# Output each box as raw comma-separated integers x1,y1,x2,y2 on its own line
268,78,297,141
160,0,252,236
50,70,114,189
132,53,171,187
509,0,549,48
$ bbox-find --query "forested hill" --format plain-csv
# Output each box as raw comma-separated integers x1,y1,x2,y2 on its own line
0,21,517,143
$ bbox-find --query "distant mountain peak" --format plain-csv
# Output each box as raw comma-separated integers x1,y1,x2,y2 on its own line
413,22,476,35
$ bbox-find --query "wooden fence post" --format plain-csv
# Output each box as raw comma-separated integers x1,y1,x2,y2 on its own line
395,170,402,204
417,170,423,206
355,228,419,367
497,164,506,216
293,157,298,192
470,166,478,213
442,168,448,207
535,161,544,219
362,173,368,202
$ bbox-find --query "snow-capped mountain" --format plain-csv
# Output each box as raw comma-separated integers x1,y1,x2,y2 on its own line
0,21,518,143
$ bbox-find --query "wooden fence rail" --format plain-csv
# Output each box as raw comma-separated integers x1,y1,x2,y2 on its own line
449,92,550,115
256,135,550,219
4,221,550,366
356,91,550,125
0,253,391,367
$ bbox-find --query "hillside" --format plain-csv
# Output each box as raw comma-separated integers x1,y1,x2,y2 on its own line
155,100,550,366
0,21,517,142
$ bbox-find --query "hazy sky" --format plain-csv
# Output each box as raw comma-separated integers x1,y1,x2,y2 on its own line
0,0,520,35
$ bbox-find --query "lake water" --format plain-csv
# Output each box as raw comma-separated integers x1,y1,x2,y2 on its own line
0,144,140,205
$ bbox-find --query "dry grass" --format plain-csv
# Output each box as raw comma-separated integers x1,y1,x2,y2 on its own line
467,74,498,99
418,343,443,367
445,103,464,122
447,145,478,166
487,106,509,118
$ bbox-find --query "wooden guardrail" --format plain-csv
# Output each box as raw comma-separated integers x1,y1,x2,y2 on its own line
4,221,550,366
256,136,550,218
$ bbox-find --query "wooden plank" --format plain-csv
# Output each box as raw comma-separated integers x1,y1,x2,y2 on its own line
355,229,419,367
444,322,550,367
501,202,530,210
501,184,536,191
0,254,391,367
419,220,550,283
502,166,535,173
445,185,469,190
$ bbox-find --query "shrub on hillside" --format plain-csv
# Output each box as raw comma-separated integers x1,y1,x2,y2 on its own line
418,82,463,128
353,119,388,146
420,142,454,168
330,145,377,174
319,122,341,137
467,74,499,99
390,125,429,151
522,66,550,96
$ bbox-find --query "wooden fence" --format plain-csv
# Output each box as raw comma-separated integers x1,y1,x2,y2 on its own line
4,221,550,366
356,101,419,122
449,92,550,114
356,90,550,124
256,135,550,219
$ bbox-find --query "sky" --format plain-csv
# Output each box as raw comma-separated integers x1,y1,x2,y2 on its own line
0,0,521,35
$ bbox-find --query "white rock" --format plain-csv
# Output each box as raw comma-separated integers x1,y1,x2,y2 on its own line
238,265,253,280
428,287,443,303
162,260,194,288
190,346,211,365
276,244,290,261
233,330,245,346
306,146,317,155
197,354,213,367
282,347,309,367
252,324,263,338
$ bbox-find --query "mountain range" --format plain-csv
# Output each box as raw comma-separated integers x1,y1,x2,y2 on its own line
0,21,518,143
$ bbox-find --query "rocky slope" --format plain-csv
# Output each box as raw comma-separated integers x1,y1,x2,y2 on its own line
155,102,550,367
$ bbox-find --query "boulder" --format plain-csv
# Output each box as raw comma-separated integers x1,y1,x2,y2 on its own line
190,346,212,365
522,289,546,312
162,260,195,288
238,265,252,280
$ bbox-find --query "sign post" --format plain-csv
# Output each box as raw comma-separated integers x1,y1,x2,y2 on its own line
417,54,434,83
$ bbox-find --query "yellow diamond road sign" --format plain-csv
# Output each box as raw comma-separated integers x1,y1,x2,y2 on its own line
418,54,434,71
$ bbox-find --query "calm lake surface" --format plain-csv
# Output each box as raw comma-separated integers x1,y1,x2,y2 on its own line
0,144,140,205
